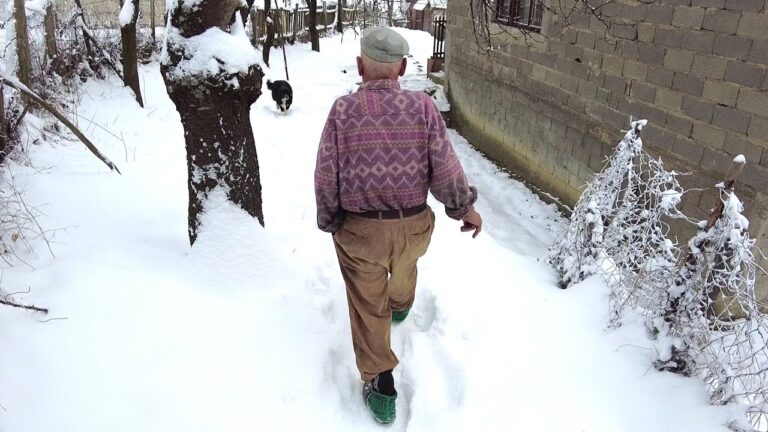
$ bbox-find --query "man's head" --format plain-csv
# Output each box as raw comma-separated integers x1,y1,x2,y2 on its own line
357,27,409,81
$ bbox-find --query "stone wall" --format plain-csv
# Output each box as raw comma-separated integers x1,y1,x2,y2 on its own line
445,0,768,300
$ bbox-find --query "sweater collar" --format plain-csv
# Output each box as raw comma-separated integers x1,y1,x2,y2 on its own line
358,79,401,91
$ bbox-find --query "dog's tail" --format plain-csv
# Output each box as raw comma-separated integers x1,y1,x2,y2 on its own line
266,79,273,90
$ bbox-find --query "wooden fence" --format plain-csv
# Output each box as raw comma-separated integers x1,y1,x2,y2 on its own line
249,3,356,43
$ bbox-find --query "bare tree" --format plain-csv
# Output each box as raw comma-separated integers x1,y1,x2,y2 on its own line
387,0,393,26
161,0,264,245
150,0,157,44
13,0,32,90
120,0,144,107
43,2,59,73
73,0,94,57
336,0,344,32
263,0,276,66
0,86,6,155
308,0,320,52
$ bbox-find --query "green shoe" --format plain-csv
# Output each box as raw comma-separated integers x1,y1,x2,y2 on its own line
363,373,397,424
391,308,410,324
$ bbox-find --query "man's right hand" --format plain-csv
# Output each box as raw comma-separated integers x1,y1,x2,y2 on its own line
460,208,483,238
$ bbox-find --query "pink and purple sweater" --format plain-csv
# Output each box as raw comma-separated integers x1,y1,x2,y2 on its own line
314,79,477,233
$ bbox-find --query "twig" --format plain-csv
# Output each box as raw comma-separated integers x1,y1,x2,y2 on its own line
37,316,67,323
0,297,48,313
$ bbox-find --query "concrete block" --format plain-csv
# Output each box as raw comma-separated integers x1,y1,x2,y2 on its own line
702,80,741,106
737,88,768,116
673,135,705,162
725,0,765,11
713,105,752,133
738,13,768,40
647,4,675,25
655,28,684,48
623,60,648,80
693,122,728,148
714,34,753,60
691,55,728,79
682,95,715,121
673,72,705,96
724,61,766,87
672,6,706,29
724,133,764,161
748,115,768,140
639,44,667,65
702,9,741,34
749,40,768,65
631,81,657,102
664,49,695,72
682,31,716,54
647,66,675,87
656,87,685,110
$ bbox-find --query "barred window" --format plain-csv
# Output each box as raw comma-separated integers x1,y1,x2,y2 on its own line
496,0,544,31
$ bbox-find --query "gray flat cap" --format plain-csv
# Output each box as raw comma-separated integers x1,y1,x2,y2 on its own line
361,27,410,63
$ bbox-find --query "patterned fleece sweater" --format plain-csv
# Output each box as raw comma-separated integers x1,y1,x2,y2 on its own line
314,79,477,233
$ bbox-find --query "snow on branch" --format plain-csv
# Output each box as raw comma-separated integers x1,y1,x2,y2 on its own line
118,0,136,28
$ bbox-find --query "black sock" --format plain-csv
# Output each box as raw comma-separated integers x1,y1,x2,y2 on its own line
373,370,396,396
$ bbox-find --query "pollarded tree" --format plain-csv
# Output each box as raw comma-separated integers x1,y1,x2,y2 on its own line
161,0,264,245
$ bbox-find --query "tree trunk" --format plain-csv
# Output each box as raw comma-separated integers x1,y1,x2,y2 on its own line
308,0,319,52
150,0,156,43
263,0,275,66
121,0,144,107
387,0,393,26
250,9,259,45
0,86,6,156
44,3,59,72
336,0,343,32
161,0,264,245
74,0,93,57
13,0,32,92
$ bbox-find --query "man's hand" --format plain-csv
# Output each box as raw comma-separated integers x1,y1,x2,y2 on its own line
460,208,482,238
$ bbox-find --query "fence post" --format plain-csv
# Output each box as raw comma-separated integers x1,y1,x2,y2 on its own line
322,1,327,30
336,0,343,32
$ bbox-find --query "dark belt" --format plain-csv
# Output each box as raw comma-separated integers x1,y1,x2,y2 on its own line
352,203,427,220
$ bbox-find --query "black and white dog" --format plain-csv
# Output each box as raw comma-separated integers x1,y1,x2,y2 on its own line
266,80,293,114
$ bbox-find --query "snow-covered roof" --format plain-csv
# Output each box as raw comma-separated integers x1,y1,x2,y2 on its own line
411,0,446,10
413,0,429,11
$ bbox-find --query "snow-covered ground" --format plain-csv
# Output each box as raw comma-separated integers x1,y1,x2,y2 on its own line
0,29,739,431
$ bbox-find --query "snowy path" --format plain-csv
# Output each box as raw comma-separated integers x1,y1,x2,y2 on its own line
0,30,737,431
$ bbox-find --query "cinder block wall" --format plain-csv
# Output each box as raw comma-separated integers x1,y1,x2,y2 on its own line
445,1,768,300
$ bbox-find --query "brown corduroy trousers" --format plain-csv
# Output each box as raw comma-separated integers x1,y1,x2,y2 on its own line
333,207,435,382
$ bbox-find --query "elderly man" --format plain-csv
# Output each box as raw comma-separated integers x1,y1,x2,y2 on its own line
314,27,482,424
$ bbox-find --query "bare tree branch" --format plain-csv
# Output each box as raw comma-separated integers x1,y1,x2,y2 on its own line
0,297,48,313
0,75,121,174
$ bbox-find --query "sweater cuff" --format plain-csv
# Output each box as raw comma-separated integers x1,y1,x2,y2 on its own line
445,186,478,220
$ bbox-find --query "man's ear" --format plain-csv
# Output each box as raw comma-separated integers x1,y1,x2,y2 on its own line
398,58,407,77
357,56,364,77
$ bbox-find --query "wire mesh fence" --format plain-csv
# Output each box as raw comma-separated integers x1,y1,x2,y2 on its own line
550,120,768,431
